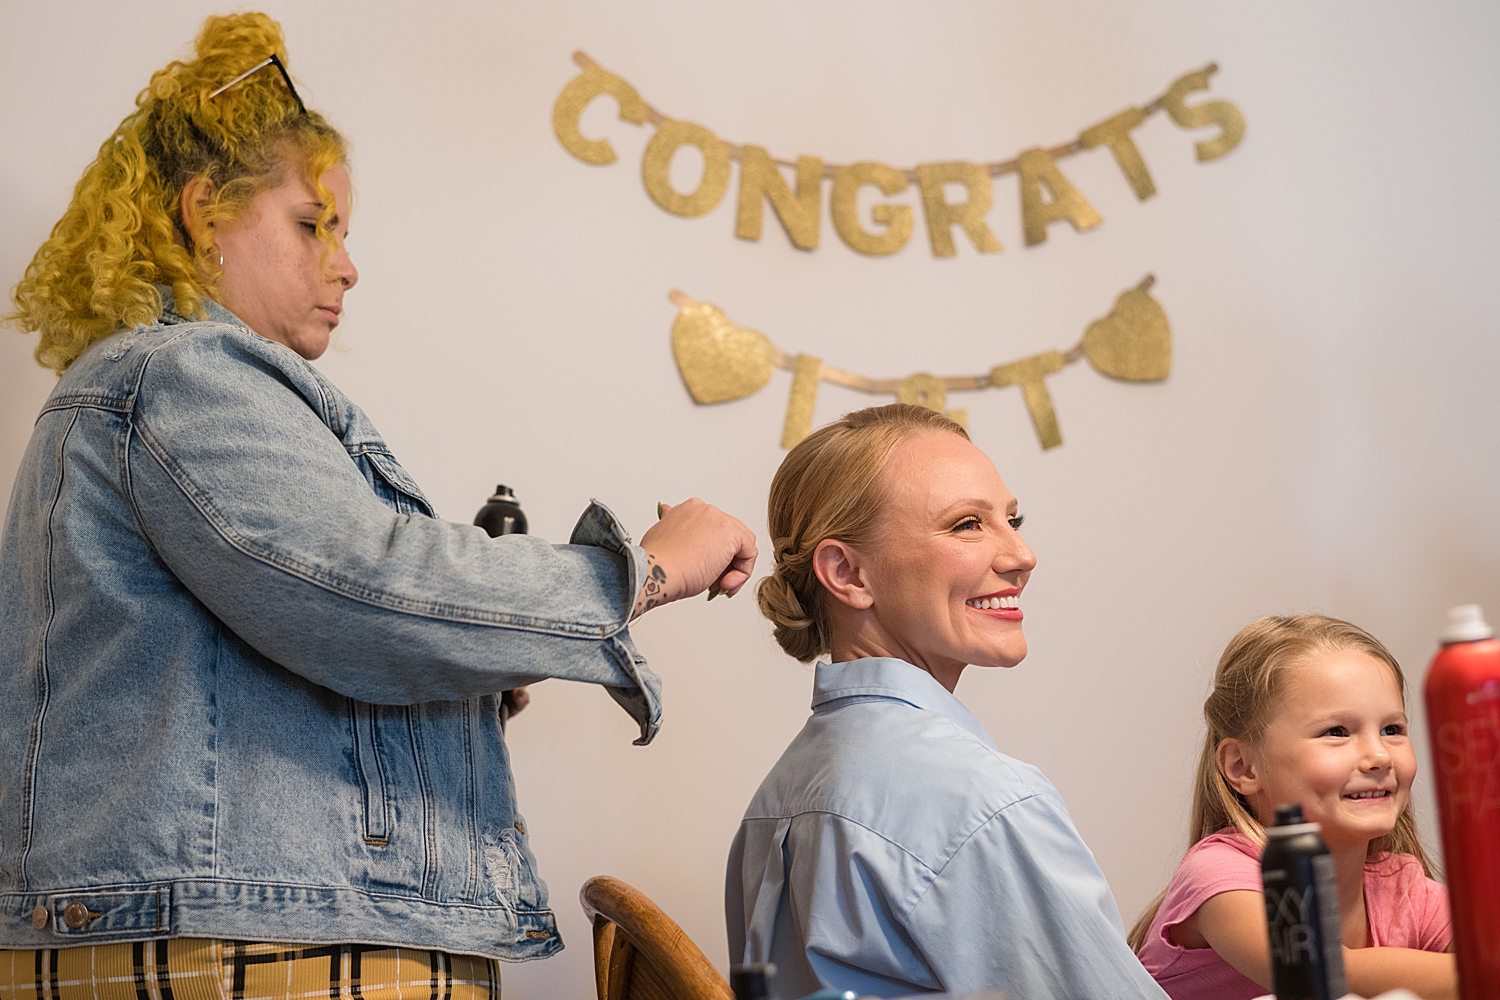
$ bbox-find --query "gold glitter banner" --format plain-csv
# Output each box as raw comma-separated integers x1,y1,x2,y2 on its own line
555,54,1244,259
668,276,1170,451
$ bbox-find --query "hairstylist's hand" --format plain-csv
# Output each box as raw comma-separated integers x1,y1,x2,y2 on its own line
631,499,758,619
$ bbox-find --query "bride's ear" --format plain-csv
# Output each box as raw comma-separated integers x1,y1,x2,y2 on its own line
812,538,873,610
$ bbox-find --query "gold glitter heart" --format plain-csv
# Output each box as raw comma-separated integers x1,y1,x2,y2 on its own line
671,300,776,404
1082,280,1171,382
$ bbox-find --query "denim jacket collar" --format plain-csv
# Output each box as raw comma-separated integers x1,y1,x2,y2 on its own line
156,284,251,332
811,657,996,750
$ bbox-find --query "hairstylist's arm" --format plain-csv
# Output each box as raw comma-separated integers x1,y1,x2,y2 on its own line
631,500,758,619
1191,891,1456,1000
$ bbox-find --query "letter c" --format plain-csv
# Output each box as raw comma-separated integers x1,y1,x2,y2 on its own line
552,66,651,165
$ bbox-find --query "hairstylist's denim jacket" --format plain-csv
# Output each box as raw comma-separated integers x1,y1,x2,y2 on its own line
0,291,660,960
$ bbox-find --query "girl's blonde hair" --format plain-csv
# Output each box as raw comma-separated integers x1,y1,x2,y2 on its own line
757,403,969,662
7,12,348,373
1127,613,1437,952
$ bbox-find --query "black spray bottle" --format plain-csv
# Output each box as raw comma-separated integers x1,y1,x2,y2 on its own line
474,485,528,538
729,964,775,1000
1261,803,1347,1000
474,485,528,727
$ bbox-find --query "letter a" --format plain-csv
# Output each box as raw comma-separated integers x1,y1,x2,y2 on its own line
1017,148,1102,246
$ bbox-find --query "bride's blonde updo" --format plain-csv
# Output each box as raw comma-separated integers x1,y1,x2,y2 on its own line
757,403,969,661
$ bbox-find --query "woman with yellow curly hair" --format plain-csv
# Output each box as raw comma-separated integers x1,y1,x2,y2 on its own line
0,13,757,997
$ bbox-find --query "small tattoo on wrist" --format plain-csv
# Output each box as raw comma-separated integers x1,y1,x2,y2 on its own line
632,555,669,619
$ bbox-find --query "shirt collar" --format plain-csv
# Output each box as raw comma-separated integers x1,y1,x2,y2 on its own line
811,657,996,750
155,284,251,332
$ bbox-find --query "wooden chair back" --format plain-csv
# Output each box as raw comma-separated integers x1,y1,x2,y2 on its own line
580,875,735,1000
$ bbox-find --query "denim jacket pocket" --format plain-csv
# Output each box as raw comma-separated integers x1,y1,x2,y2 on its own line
348,700,392,845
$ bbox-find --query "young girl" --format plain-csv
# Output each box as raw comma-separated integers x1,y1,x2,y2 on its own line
1131,615,1455,1000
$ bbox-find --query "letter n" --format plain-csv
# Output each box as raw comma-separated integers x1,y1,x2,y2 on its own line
737,147,823,250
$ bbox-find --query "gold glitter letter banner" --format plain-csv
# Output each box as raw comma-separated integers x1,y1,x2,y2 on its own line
668,276,1171,451
553,54,1244,259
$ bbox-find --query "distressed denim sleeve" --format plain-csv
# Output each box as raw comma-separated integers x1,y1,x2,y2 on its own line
123,330,662,741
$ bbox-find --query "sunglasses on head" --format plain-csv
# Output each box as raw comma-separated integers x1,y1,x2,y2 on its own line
207,53,306,115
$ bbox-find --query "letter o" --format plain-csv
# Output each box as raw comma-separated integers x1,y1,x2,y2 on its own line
642,120,732,218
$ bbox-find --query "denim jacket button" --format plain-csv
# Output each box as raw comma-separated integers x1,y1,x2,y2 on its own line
514,821,525,835
30,906,48,930
63,902,89,929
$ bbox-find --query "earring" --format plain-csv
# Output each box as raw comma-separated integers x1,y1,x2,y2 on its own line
218,251,224,267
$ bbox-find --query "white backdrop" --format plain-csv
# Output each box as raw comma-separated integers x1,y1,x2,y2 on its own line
3,3,1499,997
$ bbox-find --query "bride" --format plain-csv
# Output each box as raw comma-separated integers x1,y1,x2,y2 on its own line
726,403,1166,1000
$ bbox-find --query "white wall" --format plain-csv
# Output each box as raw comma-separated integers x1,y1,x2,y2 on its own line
4,3,1499,997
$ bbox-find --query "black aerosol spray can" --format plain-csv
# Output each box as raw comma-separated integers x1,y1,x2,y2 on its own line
1261,804,1347,1000
474,485,528,538
474,486,528,728
729,964,775,1000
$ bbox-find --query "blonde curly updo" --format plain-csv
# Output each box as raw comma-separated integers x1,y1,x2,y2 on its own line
757,404,969,662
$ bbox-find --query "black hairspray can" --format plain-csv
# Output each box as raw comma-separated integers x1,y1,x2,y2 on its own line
729,964,775,1000
1261,804,1347,1000
474,486,528,727
474,485,528,538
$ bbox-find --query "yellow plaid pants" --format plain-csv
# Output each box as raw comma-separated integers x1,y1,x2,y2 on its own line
0,940,499,1000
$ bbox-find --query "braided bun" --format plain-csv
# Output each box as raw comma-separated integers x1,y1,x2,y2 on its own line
756,565,823,663
759,404,968,661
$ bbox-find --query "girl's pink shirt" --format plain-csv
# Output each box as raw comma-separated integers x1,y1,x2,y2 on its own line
1137,829,1452,1000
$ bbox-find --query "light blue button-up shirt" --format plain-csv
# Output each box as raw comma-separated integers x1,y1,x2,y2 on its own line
726,658,1168,999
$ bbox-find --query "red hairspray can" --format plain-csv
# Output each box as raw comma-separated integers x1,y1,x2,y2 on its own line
1426,603,1500,999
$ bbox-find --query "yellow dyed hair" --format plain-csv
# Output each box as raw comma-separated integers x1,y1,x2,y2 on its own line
7,12,349,373
1126,614,1437,952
